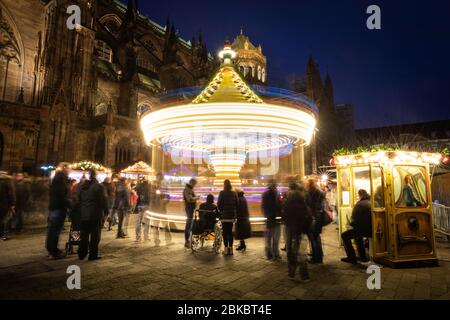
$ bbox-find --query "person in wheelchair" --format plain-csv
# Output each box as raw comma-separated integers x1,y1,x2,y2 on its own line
198,194,220,232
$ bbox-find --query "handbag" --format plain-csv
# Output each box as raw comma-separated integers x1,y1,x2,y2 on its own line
321,209,333,227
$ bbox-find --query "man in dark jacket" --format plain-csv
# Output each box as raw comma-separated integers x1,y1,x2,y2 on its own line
101,177,114,228
282,182,311,281
341,189,372,264
77,169,108,260
13,173,31,233
113,177,130,239
135,178,151,242
46,163,71,259
262,179,282,260
183,178,199,248
306,179,325,264
0,171,16,241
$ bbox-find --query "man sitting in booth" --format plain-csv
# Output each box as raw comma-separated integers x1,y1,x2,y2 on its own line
340,189,372,264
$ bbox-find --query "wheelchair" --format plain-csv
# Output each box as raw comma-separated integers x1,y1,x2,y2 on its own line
190,208,222,254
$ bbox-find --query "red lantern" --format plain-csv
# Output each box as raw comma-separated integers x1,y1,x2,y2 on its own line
443,156,450,165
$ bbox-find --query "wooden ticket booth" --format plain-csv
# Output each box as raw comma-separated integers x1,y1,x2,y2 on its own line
334,150,441,267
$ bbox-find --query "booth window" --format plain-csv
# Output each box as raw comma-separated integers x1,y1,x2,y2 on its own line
393,166,428,208
339,168,351,206
353,166,371,205
371,167,384,209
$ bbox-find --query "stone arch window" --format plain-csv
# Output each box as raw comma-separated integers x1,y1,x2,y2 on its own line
99,14,122,36
94,133,106,164
115,144,134,164
94,102,108,116
48,104,69,156
0,5,24,100
137,101,152,117
95,40,113,63
24,129,37,148
257,65,262,80
262,68,266,83
248,67,253,78
136,52,157,73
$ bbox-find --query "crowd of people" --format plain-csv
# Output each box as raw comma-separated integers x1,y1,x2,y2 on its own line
43,163,170,260
183,176,372,282
1,162,373,283
0,171,31,240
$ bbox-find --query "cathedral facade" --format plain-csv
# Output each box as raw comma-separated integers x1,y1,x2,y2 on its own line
0,0,341,177
0,0,213,174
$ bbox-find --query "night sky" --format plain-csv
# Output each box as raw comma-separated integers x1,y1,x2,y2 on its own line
129,0,450,129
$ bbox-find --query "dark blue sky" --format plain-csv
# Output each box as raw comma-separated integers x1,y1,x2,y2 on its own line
131,0,450,129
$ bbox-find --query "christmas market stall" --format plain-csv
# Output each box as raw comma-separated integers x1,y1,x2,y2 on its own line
120,161,156,181
51,161,112,183
332,148,442,267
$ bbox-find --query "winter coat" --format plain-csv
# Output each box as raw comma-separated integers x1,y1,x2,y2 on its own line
15,180,31,211
235,195,252,240
78,179,108,221
282,189,311,236
350,196,373,238
136,181,151,206
306,187,325,234
0,173,15,214
198,202,219,230
218,189,239,220
262,187,281,226
113,182,130,210
49,171,71,212
101,182,114,207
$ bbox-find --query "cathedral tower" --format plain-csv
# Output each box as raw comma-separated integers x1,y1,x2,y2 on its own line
231,29,267,84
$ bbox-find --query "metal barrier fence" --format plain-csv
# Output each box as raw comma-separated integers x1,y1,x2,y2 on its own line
433,203,450,240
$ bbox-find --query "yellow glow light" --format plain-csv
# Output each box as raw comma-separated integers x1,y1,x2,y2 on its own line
140,102,316,149
335,151,442,166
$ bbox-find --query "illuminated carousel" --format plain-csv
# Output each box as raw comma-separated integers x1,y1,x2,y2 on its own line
139,41,317,229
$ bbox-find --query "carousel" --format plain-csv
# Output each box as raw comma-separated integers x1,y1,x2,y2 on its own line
333,149,442,267
139,41,317,231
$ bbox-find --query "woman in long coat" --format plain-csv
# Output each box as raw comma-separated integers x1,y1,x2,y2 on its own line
218,180,239,256
235,190,252,251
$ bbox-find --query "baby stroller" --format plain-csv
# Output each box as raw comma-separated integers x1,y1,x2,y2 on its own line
65,207,82,255
191,208,222,254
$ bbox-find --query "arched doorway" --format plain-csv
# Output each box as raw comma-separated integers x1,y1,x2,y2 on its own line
94,134,106,164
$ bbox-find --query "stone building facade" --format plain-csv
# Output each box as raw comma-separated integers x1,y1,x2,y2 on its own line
0,0,213,174
231,30,266,84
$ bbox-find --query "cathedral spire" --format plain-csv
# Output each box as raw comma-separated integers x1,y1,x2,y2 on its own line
306,54,323,102
321,67,335,113
124,0,138,25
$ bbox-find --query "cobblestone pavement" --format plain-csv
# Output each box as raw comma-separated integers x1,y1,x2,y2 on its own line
1,216,450,300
